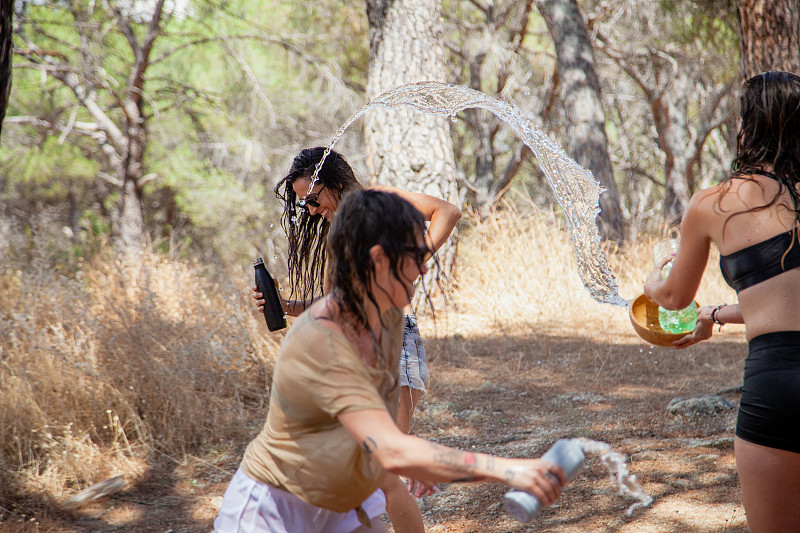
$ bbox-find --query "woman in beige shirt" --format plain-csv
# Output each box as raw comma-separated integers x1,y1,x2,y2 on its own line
219,190,564,532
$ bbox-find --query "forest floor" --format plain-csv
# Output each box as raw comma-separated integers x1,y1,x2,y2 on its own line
1,313,750,533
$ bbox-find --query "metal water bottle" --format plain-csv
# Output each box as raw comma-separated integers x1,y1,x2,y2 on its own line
253,258,287,332
503,438,586,522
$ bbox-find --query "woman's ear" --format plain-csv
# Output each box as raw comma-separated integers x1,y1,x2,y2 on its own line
369,244,388,271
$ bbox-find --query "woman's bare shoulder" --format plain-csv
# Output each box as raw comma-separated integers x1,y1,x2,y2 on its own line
368,184,402,193
687,184,723,212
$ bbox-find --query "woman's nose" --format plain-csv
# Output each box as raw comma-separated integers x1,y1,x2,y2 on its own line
307,205,318,216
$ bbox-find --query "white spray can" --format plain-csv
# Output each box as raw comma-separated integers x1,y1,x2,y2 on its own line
503,438,585,522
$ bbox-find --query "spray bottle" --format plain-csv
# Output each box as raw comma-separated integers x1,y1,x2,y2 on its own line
503,438,586,522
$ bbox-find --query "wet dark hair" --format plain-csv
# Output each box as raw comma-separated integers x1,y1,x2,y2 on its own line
327,189,434,343
725,71,800,227
274,147,363,302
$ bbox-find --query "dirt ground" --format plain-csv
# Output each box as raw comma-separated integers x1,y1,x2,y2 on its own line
2,319,750,533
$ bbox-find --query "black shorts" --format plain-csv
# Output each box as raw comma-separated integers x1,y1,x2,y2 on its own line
736,331,800,454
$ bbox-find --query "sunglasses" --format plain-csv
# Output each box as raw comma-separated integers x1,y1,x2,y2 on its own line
296,186,325,212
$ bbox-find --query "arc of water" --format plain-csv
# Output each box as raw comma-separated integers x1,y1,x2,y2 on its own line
308,81,629,307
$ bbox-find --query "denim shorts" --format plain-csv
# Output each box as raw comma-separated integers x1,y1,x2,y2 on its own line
399,315,427,393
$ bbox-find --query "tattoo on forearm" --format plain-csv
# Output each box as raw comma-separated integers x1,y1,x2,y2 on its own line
362,437,378,455
504,469,515,483
431,447,483,476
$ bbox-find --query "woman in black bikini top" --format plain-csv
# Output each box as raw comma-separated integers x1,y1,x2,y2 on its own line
719,219,800,293
644,71,800,533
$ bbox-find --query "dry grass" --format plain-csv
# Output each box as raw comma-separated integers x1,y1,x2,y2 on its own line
442,199,737,336
0,206,748,532
0,233,280,512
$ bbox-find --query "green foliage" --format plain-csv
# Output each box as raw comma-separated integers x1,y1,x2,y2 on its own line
4,0,368,266
1,137,98,199
2,0,744,255
659,0,738,53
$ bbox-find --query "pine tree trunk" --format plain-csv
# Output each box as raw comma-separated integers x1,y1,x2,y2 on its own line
0,0,13,136
114,125,147,263
364,0,460,279
738,0,800,79
537,0,624,242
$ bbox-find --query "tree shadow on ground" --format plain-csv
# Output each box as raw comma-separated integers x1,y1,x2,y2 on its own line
1,457,216,533
1,328,750,533
412,330,749,532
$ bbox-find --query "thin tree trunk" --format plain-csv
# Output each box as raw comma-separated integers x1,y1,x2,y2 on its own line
536,0,624,242
364,0,460,279
115,131,146,261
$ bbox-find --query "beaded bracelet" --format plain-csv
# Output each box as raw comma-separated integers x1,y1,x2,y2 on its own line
710,304,728,331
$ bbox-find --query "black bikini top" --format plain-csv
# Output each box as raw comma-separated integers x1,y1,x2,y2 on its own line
720,229,800,292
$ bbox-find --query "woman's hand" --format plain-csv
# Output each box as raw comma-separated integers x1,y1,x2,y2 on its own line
646,254,674,285
672,304,715,349
251,285,266,312
507,459,566,507
252,281,290,314
406,479,440,498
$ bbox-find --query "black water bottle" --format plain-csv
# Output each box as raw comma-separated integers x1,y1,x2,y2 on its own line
253,258,287,332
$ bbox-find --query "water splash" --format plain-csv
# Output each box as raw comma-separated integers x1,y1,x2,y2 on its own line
308,81,628,307
579,438,654,515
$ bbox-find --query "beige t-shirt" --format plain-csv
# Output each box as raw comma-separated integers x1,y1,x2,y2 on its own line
241,302,403,513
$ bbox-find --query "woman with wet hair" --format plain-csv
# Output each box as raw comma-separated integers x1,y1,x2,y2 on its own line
219,190,564,533
644,71,800,532
255,147,461,434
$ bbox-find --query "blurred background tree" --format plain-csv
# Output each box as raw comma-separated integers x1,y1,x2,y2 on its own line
1,0,796,266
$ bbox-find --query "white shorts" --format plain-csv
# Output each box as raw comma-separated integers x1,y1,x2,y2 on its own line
213,468,386,533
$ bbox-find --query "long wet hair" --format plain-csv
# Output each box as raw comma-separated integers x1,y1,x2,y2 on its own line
327,189,433,347
724,71,800,228
274,147,363,302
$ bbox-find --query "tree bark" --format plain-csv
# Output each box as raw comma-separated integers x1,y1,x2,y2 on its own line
738,0,800,80
0,0,12,137
115,124,148,262
449,0,537,217
536,0,624,242
364,0,460,278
